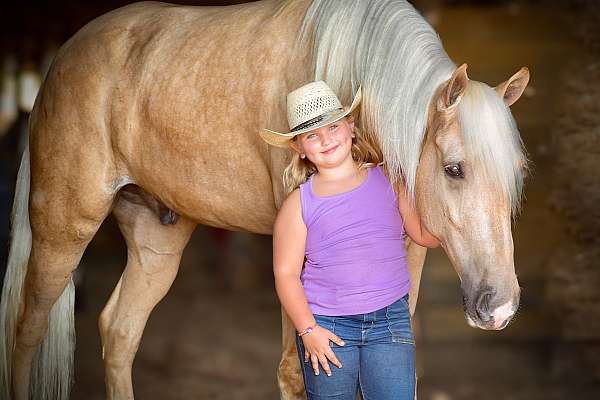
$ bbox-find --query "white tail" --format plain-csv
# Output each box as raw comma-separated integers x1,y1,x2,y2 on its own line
0,145,75,400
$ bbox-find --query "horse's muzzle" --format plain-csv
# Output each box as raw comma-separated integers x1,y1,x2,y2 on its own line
463,290,519,330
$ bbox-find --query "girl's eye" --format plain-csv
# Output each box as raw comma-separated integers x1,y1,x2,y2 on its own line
329,124,338,131
306,133,317,140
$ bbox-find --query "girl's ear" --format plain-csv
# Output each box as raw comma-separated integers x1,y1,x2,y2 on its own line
288,138,302,154
345,116,356,136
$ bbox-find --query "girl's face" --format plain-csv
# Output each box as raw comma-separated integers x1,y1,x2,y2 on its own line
290,118,355,169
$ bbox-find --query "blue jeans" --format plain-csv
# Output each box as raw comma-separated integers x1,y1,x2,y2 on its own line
296,294,415,400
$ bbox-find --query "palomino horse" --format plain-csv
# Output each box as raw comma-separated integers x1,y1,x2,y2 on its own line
0,0,529,399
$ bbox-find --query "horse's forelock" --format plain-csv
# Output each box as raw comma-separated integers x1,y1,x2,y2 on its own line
458,81,528,216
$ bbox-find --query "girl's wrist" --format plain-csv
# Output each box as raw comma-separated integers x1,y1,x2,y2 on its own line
298,323,318,337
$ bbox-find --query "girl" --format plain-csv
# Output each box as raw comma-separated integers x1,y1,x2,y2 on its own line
260,81,439,400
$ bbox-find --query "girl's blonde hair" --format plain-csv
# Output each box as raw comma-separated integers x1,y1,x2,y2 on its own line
283,118,383,194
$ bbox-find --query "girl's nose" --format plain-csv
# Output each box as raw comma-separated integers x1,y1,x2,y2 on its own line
319,131,332,145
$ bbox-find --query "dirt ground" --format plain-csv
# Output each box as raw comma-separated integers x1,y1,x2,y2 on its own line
40,2,600,400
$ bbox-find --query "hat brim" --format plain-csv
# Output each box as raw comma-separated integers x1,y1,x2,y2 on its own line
260,87,362,148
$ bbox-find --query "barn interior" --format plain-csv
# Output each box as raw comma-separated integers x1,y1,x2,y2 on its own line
1,1,599,399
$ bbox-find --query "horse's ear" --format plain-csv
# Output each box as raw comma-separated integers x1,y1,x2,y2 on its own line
441,63,469,110
495,67,530,107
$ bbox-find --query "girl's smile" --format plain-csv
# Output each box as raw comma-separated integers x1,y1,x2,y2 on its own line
321,144,339,155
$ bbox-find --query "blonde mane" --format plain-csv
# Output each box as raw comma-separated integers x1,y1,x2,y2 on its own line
300,0,456,200
458,82,528,215
300,0,526,212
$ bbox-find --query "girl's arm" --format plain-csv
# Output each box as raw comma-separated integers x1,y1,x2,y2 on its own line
273,189,315,332
397,184,441,248
273,189,344,376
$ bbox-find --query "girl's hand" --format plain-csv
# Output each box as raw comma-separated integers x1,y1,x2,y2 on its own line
301,325,345,376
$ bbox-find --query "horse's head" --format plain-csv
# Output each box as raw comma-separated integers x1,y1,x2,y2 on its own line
417,64,530,330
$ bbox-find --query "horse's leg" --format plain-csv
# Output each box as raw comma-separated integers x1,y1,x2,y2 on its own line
9,150,115,400
406,238,428,316
99,194,195,400
406,238,428,400
278,308,305,400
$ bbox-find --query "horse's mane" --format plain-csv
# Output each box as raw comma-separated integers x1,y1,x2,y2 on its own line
300,0,456,201
299,0,526,213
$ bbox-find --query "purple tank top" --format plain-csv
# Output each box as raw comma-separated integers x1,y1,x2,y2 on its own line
299,165,410,316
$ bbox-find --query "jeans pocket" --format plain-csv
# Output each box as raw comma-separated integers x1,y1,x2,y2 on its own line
314,314,336,346
400,293,410,309
386,296,414,345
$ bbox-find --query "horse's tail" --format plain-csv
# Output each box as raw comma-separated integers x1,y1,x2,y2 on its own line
0,145,32,399
0,145,76,400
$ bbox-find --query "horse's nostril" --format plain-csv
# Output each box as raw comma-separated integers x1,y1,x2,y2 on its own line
475,291,494,322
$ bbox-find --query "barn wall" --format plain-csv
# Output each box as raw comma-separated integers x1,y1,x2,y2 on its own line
547,1,600,382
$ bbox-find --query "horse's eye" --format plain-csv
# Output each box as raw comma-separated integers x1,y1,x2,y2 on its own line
444,163,464,179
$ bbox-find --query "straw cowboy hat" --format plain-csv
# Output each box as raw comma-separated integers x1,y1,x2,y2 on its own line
260,80,362,148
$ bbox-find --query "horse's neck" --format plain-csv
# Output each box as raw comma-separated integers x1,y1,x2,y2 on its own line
259,0,315,208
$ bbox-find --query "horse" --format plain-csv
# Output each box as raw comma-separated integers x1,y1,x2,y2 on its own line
0,0,530,399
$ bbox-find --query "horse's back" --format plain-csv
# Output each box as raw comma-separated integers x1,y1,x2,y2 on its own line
30,0,311,233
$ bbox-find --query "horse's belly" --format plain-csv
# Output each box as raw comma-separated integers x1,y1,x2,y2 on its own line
172,170,277,234
132,146,278,234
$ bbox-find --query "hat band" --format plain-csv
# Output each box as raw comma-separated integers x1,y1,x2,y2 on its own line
290,108,343,132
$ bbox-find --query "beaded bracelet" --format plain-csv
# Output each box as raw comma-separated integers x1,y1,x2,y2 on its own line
298,324,316,337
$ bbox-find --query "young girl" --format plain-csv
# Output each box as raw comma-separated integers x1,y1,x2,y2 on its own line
260,81,439,400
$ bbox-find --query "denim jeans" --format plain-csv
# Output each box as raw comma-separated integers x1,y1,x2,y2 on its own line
296,294,415,400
